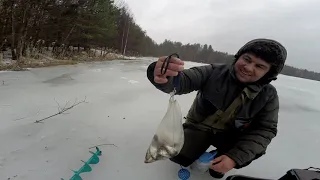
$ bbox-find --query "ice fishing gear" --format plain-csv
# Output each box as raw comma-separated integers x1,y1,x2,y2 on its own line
225,167,320,180
278,167,320,180
61,147,102,180
144,53,184,163
190,151,217,173
160,53,181,94
178,166,190,180
176,151,218,180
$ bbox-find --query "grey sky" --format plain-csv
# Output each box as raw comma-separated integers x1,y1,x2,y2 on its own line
124,0,320,72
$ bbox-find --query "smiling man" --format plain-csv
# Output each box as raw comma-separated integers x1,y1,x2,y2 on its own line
146,38,287,178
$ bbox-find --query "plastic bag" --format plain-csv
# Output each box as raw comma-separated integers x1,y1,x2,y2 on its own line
144,91,184,163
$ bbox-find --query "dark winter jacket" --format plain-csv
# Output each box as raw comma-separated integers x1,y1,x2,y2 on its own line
146,39,287,168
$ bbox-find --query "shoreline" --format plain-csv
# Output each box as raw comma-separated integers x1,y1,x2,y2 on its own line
0,53,139,71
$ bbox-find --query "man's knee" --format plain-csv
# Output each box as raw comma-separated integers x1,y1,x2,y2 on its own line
168,126,211,167
169,153,195,167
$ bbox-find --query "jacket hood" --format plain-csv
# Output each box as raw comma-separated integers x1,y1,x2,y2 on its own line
233,38,287,84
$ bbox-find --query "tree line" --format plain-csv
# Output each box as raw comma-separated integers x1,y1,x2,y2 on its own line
0,0,154,60
149,40,320,81
0,0,319,81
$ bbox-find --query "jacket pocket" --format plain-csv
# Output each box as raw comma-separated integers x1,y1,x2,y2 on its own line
234,117,252,131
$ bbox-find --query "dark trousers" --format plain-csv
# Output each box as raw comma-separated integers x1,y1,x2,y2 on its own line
169,125,236,167
169,125,258,168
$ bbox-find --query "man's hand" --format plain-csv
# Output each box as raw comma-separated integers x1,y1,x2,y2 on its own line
154,56,184,84
210,155,236,174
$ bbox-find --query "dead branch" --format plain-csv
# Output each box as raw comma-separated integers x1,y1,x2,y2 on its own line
34,96,88,123
14,109,40,121
62,100,71,112
1,104,11,107
89,144,118,149
54,98,61,112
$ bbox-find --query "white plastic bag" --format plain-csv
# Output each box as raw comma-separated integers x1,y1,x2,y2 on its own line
144,92,185,163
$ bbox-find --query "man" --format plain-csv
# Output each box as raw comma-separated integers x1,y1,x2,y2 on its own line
146,38,287,178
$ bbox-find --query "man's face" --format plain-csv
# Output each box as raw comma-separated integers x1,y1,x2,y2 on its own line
234,53,271,83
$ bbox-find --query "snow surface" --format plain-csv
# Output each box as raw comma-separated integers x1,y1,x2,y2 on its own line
0,59,320,180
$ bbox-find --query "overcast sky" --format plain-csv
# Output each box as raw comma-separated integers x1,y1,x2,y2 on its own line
123,0,320,72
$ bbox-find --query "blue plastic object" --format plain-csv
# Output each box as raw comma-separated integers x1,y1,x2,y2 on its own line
177,151,217,179
178,168,190,180
199,151,217,163
61,147,102,180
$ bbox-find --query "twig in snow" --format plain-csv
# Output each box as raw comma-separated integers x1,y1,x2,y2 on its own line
54,98,72,113
14,109,41,121
89,144,118,149
54,98,61,112
1,104,11,107
34,96,88,123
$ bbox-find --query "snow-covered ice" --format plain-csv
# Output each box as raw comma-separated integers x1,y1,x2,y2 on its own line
0,59,320,180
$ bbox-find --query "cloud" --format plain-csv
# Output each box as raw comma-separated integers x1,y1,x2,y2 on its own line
124,0,320,71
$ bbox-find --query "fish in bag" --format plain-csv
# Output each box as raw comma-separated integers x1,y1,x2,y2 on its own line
144,54,185,163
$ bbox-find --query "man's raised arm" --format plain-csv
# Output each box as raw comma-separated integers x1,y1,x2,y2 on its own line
146,56,215,95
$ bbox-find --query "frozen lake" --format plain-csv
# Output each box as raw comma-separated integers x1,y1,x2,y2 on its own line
0,59,320,180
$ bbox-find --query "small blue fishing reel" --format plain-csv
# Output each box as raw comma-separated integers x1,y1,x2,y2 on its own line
178,167,190,180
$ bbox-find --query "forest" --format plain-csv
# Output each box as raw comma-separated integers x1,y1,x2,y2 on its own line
0,0,319,81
